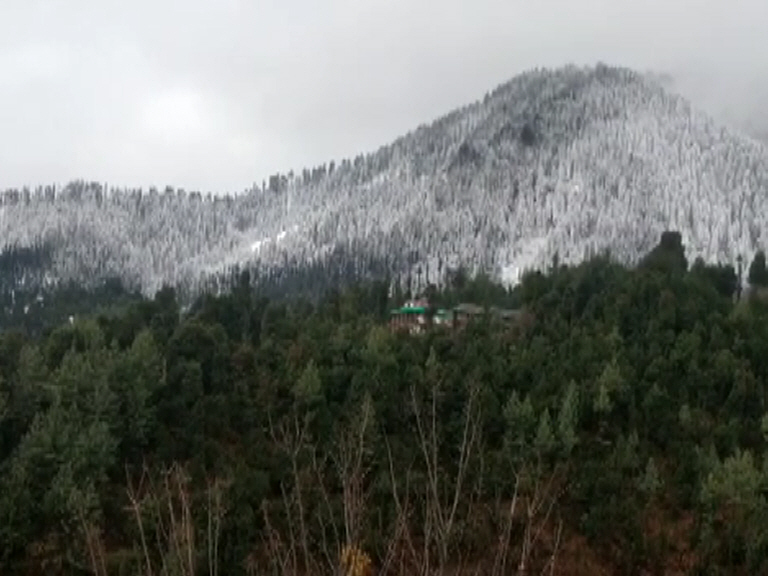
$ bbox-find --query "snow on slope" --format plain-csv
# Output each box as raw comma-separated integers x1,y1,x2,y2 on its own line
2,63,768,295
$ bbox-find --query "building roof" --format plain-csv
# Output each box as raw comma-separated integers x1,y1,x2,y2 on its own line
391,306,427,315
390,300,522,322
454,303,521,319
454,303,485,315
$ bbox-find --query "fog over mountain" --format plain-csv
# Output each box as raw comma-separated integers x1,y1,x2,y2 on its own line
661,69,768,145
2,64,768,300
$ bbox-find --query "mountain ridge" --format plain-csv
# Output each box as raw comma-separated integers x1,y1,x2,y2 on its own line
2,63,768,298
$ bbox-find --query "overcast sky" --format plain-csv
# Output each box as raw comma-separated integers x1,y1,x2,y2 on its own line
1,0,767,193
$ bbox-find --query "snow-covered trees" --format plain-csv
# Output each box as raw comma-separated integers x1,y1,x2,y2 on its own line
2,64,768,299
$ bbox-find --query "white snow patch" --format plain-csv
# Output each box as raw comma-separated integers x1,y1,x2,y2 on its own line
251,239,267,253
249,225,302,254
500,236,551,286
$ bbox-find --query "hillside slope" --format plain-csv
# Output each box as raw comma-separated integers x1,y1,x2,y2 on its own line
2,63,768,296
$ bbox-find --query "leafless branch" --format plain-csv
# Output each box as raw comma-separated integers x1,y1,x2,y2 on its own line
410,377,482,574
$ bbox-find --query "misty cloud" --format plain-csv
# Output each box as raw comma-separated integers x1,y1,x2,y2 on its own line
1,0,767,192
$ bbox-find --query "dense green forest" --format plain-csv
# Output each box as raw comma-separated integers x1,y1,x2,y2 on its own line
3,231,768,575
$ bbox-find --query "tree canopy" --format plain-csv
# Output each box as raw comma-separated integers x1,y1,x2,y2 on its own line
2,232,768,575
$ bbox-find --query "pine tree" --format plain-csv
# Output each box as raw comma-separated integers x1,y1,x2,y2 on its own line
748,250,768,287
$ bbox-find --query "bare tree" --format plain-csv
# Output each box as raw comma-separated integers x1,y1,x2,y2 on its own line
332,394,375,550
489,474,520,576
382,437,422,576
207,477,226,576
267,408,314,576
76,510,109,576
515,459,567,576
410,378,482,575
261,395,379,576
255,382,568,576
125,462,229,576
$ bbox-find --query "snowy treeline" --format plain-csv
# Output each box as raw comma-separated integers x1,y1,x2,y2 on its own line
2,63,768,298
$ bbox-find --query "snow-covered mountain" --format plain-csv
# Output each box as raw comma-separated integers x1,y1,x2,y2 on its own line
2,63,768,298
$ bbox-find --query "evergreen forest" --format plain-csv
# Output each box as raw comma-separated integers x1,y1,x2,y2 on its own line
3,231,768,575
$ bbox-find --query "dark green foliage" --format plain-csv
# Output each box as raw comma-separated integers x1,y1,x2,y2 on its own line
3,231,768,574
0,275,143,340
640,230,688,274
691,257,738,299
748,250,768,287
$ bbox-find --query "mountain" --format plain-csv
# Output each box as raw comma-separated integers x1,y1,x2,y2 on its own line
2,63,768,299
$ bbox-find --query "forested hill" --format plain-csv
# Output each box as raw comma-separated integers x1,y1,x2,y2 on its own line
3,63,768,300
4,232,768,575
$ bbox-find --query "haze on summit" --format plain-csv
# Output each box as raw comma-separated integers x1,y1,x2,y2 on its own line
1,0,766,193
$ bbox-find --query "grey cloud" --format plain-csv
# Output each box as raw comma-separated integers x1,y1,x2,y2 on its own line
1,0,767,192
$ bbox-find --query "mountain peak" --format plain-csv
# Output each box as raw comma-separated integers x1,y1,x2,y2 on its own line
2,63,768,298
